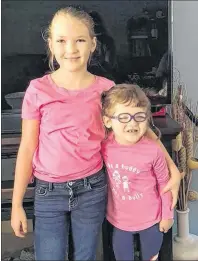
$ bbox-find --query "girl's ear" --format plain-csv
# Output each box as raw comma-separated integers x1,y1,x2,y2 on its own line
103,116,112,129
48,38,53,54
91,37,97,53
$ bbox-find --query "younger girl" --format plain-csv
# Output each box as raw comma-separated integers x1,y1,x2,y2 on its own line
102,84,174,261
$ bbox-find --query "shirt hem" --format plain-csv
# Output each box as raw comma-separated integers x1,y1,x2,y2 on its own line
33,162,104,182
106,216,161,232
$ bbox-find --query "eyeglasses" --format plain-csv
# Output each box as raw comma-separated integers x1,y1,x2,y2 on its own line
107,112,148,123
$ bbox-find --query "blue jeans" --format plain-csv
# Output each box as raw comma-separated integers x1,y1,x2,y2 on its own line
34,168,107,261
113,224,163,261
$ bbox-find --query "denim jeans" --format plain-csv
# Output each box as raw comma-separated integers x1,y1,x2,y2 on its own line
34,168,107,261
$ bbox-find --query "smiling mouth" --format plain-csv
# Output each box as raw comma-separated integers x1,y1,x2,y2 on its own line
127,130,138,133
65,57,80,60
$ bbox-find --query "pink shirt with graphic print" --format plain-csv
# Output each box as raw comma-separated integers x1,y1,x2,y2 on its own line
102,134,173,231
22,74,114,182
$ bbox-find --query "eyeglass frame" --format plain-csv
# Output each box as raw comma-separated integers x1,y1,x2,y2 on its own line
105,112,149,123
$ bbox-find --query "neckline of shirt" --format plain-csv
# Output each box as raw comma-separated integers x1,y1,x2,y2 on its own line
46,74,99,95
107,132,147,147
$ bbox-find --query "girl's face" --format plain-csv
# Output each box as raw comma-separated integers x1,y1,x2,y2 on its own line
103,103,149,145
49,14,96,72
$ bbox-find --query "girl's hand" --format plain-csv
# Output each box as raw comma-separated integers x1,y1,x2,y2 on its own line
162,175,181,209
159,219,174,233
11,206,28,238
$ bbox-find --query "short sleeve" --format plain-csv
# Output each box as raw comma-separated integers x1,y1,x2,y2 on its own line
98,77,115,93
106,80,115,91
21,82,41,120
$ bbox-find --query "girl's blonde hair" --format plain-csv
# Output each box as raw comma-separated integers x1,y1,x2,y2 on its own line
101,84,161,139
42,6,96,71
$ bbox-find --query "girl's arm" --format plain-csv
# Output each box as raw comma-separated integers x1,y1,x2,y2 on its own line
145,128,181,208
12,119,39,207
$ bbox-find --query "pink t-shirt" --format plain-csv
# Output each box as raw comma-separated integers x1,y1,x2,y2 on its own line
22,74,114,182
102,134,173,231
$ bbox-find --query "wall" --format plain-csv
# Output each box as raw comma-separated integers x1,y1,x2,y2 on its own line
2,0,166,57
172,1,198,105
172,1,198,235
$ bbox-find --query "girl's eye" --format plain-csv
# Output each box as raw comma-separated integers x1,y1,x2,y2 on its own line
77,39,86,42
134,113,147,122
136,116,145,120
118,114,130,122
57,39,65,43
120,116,128,120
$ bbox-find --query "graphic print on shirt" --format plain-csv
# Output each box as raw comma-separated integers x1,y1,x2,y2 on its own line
112,170,121,188
107,163,143,201
122,176,130,192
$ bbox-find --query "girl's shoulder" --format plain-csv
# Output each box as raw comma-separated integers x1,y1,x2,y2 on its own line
141,137,165,160
26,74,50,94
140,137,160,150
95,75,115,92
